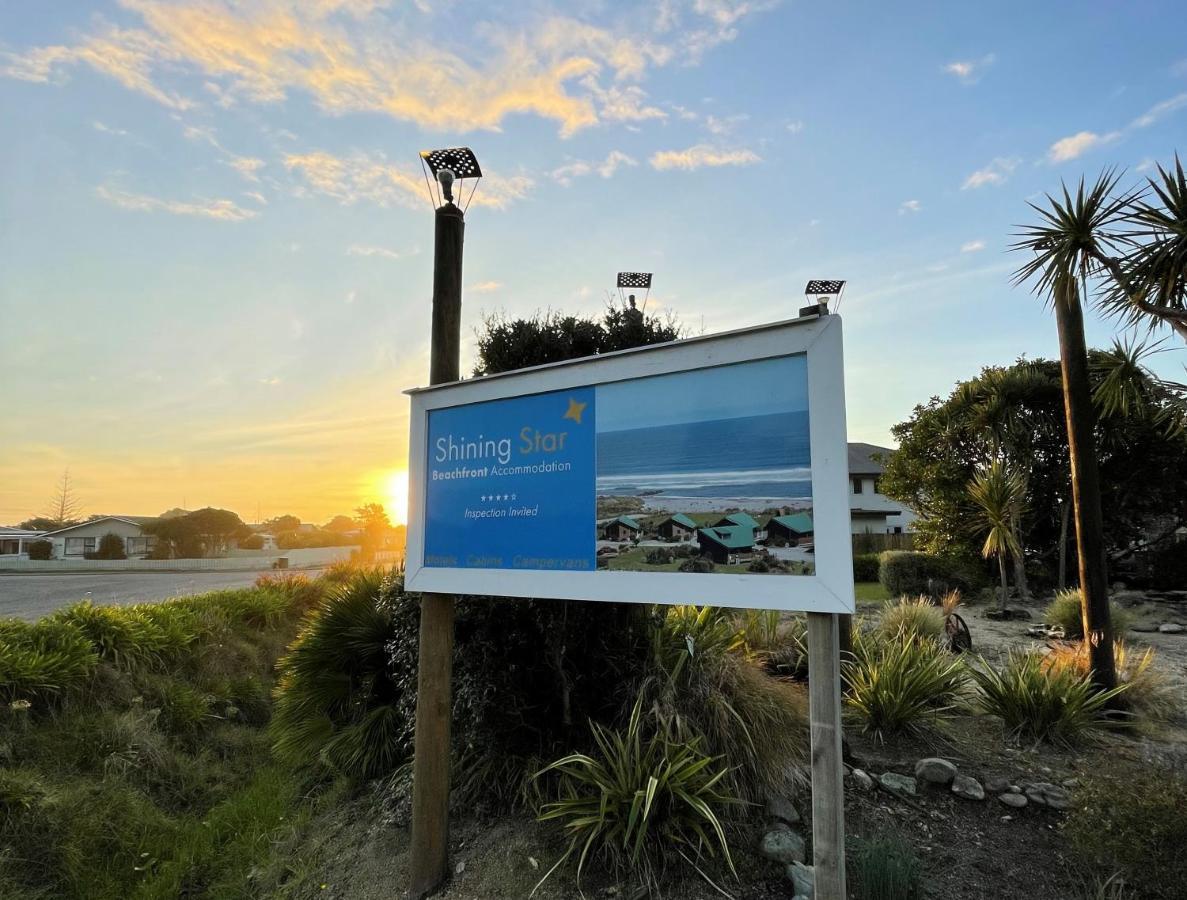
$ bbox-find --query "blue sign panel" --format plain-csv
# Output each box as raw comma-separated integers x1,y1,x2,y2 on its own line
423,387,596,571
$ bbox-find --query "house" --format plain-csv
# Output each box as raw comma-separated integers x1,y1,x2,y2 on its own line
656,513,698,542
0,528,46,558
602,515,642,542
696,525,756,564
766,513,814,546
714,512,766,543
39,516,159,559
847,443,918,535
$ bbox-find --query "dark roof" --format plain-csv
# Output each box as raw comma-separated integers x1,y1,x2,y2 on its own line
661,513,698,529
769,513,814,534
715,512,761,531
608,515,641,530
39,515,158,537
848,442,893,476
697,525,755,550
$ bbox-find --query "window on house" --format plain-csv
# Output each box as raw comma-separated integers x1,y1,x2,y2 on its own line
126,536,155,556
893,526,903,535
65,537,96,556
852,478,864,494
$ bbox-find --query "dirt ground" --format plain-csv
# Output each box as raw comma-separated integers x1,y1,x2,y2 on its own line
265,590,1187,900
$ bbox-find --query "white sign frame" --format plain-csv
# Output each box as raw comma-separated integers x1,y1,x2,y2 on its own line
404,314,855,614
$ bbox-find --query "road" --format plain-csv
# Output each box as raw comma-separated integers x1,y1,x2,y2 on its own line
0,569,321,621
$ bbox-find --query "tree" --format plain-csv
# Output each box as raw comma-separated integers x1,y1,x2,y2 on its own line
355,503,391,557
968,461,1027,611
1011,173,1134,690
263,514,301,534
17,517,61,532
42,470,82,529
143,507,250,558
323,514,358,533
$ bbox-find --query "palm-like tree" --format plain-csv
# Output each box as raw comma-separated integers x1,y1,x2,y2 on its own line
968,461,1027,612
1012,173,1124,690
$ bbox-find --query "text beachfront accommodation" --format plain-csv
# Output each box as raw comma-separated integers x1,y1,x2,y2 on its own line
38,516,159,558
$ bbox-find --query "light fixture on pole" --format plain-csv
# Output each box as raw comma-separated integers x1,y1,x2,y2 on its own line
409,146,482,899
616,271,653,313
801,279,846,317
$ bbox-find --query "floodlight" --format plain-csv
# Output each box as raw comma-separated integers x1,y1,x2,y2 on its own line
418,148,482,210
801,279,847,317
617,272,653,289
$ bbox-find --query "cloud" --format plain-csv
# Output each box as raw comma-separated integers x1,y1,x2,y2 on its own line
551,150,638,185
243,190,268,205
943,53,995,84
649,143,760,170
347,244,407,259
786,119,804,134
705,112,748,135
228,156,265,181
0,1,768,138
898,199,921,215
92,120,129,136
961,239,986,253
95,182,258,221
961,156,1020,189
467,281,503,293
284,149,533,210
1047,130,1121,162
1128,91,1187,129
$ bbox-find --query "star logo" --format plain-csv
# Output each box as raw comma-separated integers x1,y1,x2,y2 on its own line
563,396,587,425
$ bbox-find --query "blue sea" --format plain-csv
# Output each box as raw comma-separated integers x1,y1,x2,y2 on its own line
596,411,812,499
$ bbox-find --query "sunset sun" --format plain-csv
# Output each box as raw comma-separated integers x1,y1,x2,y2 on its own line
384,470,409,525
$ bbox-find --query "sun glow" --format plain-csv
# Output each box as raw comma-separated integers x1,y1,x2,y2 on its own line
384,469,410,525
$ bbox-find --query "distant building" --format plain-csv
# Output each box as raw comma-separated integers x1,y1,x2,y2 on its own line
39,516,159,559
714,512,767,543
847,443,917,536
656,513,697,541
766,513,814,546
697,524,756,564
602,515,642,542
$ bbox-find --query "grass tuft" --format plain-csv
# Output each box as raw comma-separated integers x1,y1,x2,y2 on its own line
1044,589,1132,639
877,597,945,641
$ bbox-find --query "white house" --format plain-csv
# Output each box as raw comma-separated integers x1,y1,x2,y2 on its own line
847,443,917,535
39,516,159,559
0,528,47,558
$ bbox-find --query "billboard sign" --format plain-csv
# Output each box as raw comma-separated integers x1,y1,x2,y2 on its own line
406,314,854,613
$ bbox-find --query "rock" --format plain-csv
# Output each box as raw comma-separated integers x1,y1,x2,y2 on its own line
1062,777,1080,789
1131,623,1159,633
914,758,958,786
1024,782,1071,810
850,768,874,791
765,795,802,827
879,772,917,796
1159,623,1184,634
1026,625,1048,637
984,776,1012,794
1046,626,1066,639
785,861,815,898
455,861,465,875
1000,792,1027,808
760,829,806,865
987,606,1033,621
951,774,985,800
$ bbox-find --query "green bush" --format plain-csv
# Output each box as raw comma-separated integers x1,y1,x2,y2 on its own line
970,651,1129,744
1043,641,1175,723
678,555,714,573
1043,589,1132,639
534,696,739,895
844,632,968,740
644,606,809,805
851,834,923,900
0,618,98,702
853,552,880,582
49,601,172,671
26,539,52,560
96,532,127,560
644,547,675,565
876,597,944,641
878,551,982,598
1064,764,1187,899
271,570,409,781
239,533,265,550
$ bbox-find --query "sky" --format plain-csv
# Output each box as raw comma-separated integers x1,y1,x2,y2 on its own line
597,355,807,432
1,0,1185,526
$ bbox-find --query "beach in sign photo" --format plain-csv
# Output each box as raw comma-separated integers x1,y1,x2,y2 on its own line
594,354,815,575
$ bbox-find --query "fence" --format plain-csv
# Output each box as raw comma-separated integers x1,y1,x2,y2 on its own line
851,532,916,554
0,545,359,574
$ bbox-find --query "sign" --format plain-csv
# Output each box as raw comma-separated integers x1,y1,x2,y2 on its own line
406,314,854,613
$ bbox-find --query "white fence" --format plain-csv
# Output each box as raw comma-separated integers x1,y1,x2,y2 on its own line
0,545,359,573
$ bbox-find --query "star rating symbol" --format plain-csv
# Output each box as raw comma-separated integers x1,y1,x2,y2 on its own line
480,493,517,502
563,396,587,425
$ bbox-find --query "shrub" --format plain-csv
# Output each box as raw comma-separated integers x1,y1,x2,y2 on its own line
26,539,52,560
645,606,809,804
239,534,265,550
1043,589,1132,639
970,651,1129,744
844,632,968,740
1043,641,1175,723
49,601,170,671
878,551,982,598
737,609,781,652
271,569,410,780
760,617,809,681
0,618,97,702
678,555,714,573
645,547,674,565
853,552,880,582
877,597,944,642
851,834,923,900
1064,764,1187,899
96,532,127,560
534,697,739,895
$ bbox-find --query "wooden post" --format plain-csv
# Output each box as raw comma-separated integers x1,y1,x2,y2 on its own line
807,612,846,899
408,200,465,899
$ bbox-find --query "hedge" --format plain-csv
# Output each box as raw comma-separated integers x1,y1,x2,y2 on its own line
852,553,880,583
878,551,983,598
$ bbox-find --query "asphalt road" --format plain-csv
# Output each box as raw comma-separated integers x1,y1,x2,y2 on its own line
0,569,320,621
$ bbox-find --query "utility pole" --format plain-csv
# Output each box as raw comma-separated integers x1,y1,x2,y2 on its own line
408,149,478,899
